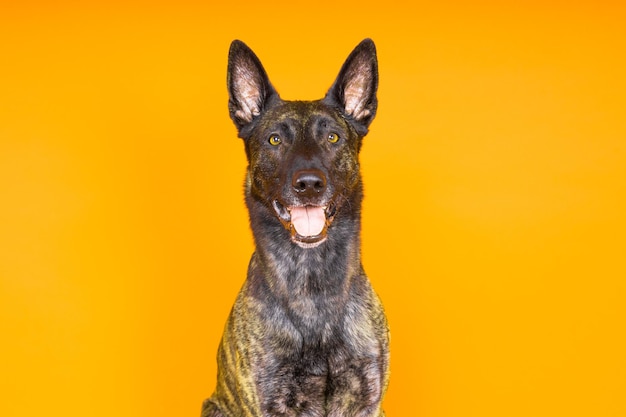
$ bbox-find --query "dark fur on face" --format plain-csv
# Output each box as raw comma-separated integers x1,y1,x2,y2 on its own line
202,39,389,417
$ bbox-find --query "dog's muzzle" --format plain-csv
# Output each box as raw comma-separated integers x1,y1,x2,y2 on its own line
271,168,337,248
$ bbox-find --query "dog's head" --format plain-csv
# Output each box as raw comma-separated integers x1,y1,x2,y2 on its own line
227,39,378,248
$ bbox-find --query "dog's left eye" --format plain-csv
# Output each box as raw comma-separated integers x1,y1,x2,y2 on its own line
327,133,340,143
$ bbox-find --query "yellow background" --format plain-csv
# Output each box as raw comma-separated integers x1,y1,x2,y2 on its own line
1,1,625,416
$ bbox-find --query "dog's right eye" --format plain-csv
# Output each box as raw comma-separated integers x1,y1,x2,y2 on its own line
268,135,282,146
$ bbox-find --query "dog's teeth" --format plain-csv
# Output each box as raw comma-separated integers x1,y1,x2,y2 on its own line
272,200,291,222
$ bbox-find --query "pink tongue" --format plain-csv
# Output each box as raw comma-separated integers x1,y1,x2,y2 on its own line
290,206,326,237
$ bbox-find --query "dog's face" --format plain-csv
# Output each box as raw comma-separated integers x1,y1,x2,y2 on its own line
227,39,378,248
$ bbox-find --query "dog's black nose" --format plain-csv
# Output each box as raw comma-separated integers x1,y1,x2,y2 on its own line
292,169,327,196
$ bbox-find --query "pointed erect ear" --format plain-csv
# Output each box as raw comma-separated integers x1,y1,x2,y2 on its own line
323,39,378,133
227,40,280,132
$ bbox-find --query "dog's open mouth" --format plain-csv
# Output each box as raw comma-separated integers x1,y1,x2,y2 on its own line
272,200,337,248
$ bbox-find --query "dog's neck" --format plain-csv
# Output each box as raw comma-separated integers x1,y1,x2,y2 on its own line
245,197,364,330
254,219,362,294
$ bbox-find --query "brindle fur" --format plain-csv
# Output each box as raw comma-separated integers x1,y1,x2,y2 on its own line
202,39,389,417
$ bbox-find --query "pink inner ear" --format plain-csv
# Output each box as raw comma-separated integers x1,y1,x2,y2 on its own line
233,67,262,122
343,73,371,121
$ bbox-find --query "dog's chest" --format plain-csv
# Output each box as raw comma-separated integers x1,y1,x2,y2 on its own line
245,251,383,415
256,331,382,417
250,287,382,415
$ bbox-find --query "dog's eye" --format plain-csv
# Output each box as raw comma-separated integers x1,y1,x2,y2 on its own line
327,133,340,143
268,135,282,146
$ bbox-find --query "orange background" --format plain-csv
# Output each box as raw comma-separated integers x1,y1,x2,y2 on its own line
1,1,625,416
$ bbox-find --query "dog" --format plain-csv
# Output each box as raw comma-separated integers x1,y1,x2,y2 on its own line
201,38,389,417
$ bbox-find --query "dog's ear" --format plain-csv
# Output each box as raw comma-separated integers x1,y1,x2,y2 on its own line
323,39,378,133
227,40,280,132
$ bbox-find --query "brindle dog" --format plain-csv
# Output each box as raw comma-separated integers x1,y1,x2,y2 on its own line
201,39,389,417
